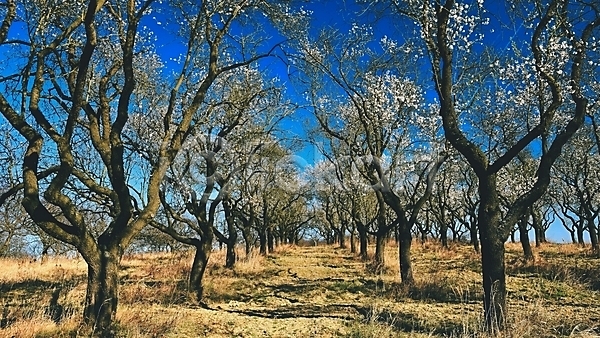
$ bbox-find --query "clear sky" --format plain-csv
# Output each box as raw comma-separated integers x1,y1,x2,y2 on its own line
4,0,589,245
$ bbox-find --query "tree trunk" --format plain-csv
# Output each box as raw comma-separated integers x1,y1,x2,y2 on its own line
478,176,506,332
577,223,585,245
398,223,414,285
540,228,547,243
242,228,252,256
339,223,347,248
225,237,236,269
83,248,120,335
259,229,267,255
588,217,599,254
225,218,238,269
350,228,356,253
469,221,480,253
357,223,368,261
189,240,212,304
440,223,448,248
531,207,543,247
267,228,274,253
518,216,534,261
374,232,386,269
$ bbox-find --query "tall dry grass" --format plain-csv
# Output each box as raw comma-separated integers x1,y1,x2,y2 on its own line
1,241,599,337
0,256,86,284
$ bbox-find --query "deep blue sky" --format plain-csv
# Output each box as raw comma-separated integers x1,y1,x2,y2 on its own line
5,0,577,243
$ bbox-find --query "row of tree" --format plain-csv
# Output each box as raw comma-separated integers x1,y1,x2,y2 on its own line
1,0,599,336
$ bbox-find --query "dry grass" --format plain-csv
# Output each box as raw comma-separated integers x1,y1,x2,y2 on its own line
1,241,600,337
0,256,86,284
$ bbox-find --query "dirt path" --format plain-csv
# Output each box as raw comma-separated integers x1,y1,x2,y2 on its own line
170,246,396,338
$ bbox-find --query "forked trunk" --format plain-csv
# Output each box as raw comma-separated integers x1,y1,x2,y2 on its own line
83,248,120,335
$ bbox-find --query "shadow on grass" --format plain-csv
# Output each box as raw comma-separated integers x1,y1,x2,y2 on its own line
507,260,600,291
0,280,78,329
222,303,360,320
0,279,65,295
361,306,464,336
221,300,465,336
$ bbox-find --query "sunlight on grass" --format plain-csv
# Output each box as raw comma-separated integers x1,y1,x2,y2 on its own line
1,242,599,337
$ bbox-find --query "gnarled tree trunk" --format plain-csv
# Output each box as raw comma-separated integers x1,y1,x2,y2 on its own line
83,247,121,334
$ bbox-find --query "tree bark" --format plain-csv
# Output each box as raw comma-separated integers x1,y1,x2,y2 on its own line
478,176,506,332
470,222,480,253
224,207,238,269
259,228,267,255
531,207,543,247
577,223,585,245
189,239,212,303
225,239,236,268
440,223,448,248
357,222,368,261
241,228,252,256
83,247,120,335
398,223,414,285
339,223,347,248
518,215,534,261
587,217,599,254
350,227,356,253
267,228,274,253
374,232,386,269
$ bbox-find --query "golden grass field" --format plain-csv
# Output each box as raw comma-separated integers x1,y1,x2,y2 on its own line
0,241,599,337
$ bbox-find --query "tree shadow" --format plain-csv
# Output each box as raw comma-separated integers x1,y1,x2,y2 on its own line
0,280,77,329
506,260,600,291
222,303,360,320
361,307,466,336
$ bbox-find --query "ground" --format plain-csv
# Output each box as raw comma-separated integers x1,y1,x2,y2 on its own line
1,241,599,337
